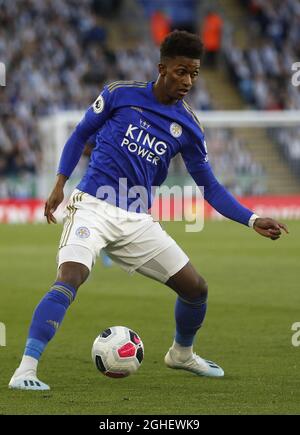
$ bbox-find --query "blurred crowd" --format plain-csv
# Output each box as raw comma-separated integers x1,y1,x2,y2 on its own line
225,0,300,110
272,127,300,176
0,0,281,198
206,129,266,195
0,0,213,198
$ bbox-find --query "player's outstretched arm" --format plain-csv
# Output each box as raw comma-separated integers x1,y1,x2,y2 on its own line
253,217,289,240
44,174,67,224
186,162,290,238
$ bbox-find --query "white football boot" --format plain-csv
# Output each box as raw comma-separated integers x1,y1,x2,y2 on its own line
8,369,50,391
165,347,224,377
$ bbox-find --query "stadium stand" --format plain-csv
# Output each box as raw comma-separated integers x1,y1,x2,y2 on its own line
0,0,297,198
222,0,300,179
225,0,300,110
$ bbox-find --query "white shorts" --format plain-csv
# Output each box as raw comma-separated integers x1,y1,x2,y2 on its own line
57,189,189,283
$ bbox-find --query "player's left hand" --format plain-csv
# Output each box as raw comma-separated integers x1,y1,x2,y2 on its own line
253,217,289,240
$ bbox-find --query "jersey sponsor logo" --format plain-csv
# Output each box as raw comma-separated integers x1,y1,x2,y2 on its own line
93,95,105,114
75,226,90,239
120,124,168,166
170,122,182,138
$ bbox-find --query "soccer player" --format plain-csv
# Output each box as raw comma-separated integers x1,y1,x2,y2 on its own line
9,31,288,390
84,135,113,268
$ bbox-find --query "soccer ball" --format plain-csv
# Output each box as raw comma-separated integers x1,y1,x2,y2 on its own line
92,326,144,378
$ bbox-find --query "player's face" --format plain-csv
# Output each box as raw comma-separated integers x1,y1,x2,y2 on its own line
159,56,200,101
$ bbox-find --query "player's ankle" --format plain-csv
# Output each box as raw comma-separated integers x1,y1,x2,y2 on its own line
170,341,193,361
16,355,38,376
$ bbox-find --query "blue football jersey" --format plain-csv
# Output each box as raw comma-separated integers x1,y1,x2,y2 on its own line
59,80,253,224
75,81,207,210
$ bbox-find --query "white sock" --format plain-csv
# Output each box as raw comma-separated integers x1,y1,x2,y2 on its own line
15,355,38,377
171,341,193,361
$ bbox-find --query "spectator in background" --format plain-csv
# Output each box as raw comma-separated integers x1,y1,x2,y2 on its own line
201,10,223,67
150,10,171,46
230,0,300,110
0,0,260,199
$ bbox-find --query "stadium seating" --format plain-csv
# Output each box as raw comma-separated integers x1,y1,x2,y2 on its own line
0,0,292,198
225,0,300,111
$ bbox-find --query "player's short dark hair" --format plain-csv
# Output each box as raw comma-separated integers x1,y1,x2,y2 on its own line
160,30,204,61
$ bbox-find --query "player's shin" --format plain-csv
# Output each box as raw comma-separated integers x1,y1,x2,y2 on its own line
16,281,77,375
172,295,207,359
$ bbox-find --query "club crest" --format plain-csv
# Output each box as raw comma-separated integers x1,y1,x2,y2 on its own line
170,122,182,138
75,227,90,239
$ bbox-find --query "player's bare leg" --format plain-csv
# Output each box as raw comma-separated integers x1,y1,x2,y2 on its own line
9,261,89,391
164,262,224,377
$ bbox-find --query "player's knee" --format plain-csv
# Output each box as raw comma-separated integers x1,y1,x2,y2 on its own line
166,263,208,302
192,275,208,299
57,262,89,290
185,274,208,302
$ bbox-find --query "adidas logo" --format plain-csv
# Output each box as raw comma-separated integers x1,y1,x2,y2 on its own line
46,320,60,330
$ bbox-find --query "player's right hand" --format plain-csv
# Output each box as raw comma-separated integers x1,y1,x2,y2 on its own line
44,186,64,224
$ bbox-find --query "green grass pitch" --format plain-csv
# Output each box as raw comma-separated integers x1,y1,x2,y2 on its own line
0,220,299,415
